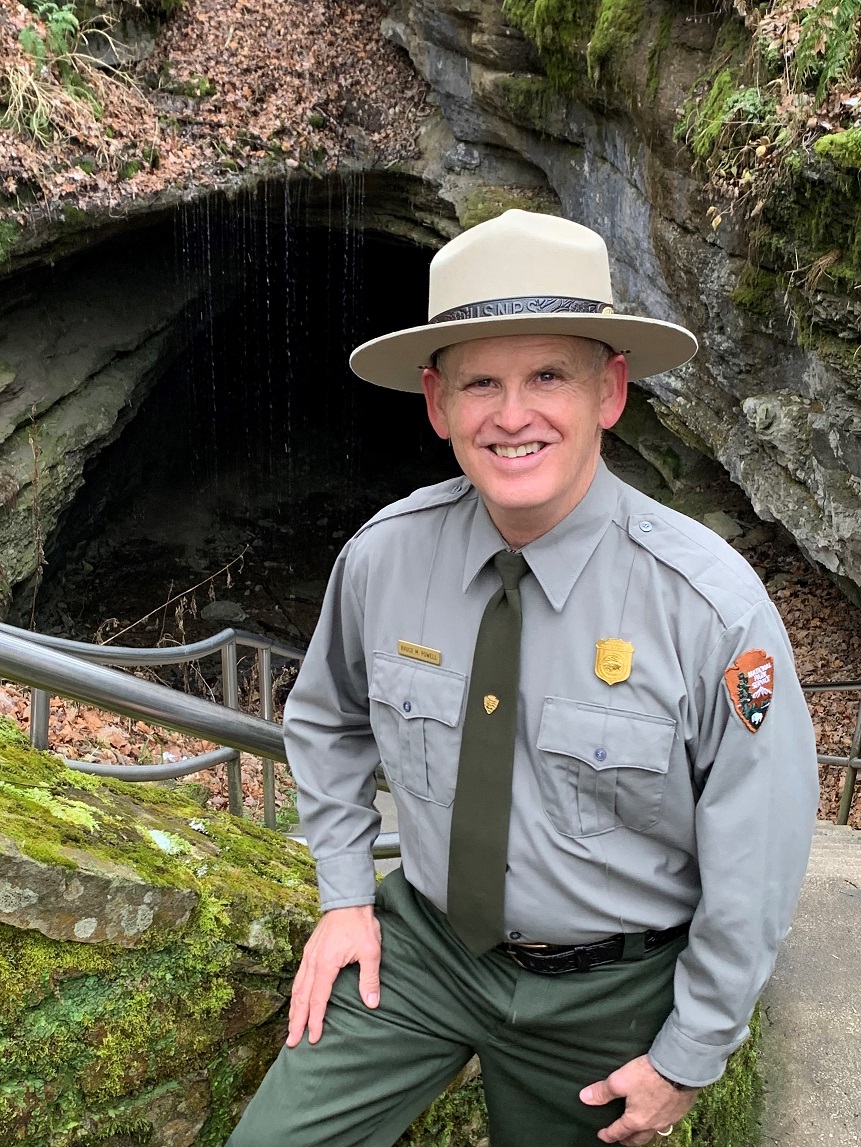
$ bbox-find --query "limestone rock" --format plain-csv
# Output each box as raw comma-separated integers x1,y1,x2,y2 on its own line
703,511,744,542
0,718,488,1146
201,600,248,623
390,0,861,597
0,832,197,946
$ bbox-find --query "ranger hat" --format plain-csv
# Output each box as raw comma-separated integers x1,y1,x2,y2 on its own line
350,209,698,391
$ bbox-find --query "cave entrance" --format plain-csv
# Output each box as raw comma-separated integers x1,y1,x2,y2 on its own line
24,176,460,648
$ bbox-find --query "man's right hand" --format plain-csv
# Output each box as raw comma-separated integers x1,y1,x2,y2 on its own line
286,904,382,1047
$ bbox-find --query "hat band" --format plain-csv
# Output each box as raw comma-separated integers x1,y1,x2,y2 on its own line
429,295,615,324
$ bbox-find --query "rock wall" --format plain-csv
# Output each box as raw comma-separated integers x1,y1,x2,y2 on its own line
0,227,213,613
2,0,861,601
386,0,861,596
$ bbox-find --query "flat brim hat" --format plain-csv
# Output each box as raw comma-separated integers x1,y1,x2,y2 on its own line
350,210,697,391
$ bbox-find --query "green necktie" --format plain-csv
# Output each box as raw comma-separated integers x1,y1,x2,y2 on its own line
447,549,530,956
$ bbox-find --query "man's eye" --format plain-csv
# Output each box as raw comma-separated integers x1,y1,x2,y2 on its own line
537,372,558,382
468,378,495,390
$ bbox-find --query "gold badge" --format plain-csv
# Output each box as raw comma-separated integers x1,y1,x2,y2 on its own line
595,639,634,685
483,694,499,714
397,640,441,666
601,304,615,315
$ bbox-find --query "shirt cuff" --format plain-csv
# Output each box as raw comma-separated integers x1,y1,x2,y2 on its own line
649,1019,745,1087
315,850,378,911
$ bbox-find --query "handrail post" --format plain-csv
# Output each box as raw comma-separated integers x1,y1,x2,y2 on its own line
29,688,50,750
257,645,277,830
837,701,861,824
221,641,243,817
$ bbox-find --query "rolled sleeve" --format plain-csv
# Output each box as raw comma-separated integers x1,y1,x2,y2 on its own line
283,545,381,911
649,600,819,1085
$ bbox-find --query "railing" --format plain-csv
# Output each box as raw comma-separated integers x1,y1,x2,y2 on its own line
0,623,400,857
1,620,857,837
801,680,861,825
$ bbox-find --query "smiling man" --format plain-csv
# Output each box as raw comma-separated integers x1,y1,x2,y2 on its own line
227,212,819,1147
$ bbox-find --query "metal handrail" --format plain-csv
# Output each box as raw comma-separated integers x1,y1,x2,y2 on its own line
0,622,305,666
0,620,304,824
801,679,861,825
0,625,400,858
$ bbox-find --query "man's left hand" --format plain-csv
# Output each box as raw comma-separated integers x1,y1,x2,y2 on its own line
579,1055,699,1145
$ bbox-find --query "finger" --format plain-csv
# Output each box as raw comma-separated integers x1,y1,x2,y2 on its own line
358,943,381,1008
286,991,310,1047
286,961,313,1047
597,1115,640,1143
306,968,337,1044
580,1079,617,1106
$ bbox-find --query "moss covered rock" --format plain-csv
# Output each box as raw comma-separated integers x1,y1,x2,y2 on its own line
0,718,489,1145
0,716,317,1144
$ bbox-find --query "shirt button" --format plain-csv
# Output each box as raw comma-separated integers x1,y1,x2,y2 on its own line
639,520,653,533
403,701,412,713
509,931,522,940
594,747,607,762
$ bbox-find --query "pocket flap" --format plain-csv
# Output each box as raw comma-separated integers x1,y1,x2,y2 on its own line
538,698,675,773
369,651,466,727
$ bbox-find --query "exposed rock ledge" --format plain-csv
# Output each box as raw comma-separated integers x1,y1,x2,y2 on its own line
1,0,861,602
385,0,861,598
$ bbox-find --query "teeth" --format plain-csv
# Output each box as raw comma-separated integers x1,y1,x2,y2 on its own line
492,443,542,458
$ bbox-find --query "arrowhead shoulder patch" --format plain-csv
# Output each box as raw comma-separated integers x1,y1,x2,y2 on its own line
724,648,774,732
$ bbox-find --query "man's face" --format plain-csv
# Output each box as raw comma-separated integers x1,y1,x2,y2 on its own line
421,334,627,545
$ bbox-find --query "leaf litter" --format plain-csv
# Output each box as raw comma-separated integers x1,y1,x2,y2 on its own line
0,0,430,229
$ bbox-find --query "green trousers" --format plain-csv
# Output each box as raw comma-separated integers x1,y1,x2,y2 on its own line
226,869,684,1147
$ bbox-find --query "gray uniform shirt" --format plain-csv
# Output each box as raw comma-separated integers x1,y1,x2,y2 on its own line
284,460,819,1086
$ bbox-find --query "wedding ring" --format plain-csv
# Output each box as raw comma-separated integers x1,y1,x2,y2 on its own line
656,1127,674,1138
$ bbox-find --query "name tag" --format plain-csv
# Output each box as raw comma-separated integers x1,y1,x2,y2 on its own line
397,639,442,666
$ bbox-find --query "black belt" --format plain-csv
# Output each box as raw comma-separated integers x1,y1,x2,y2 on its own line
497,922,690,975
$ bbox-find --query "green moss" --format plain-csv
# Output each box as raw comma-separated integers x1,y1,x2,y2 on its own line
670,1006,763,1147
61,203,91,228
730,264,778,316
177,74,215,98
484,72,563,134
117,160,142,180
397,1078,488,1147
689,70,736,159
0,719,318,927
0,220,20,265
458,185,560,230
646,9,673,101
814,127,861,170
587,0,643,83
503,0,599,90
761,153,861,290
0,733,324,1143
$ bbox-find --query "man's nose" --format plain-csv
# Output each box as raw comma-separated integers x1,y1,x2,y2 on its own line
494,386,532,432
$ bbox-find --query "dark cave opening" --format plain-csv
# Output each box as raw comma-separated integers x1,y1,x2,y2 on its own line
24,179,459,647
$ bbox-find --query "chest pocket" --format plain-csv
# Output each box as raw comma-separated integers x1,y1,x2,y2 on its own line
537,698,675,838
368,651,466,807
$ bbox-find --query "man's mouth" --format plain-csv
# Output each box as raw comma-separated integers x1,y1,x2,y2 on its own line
489,442,546,459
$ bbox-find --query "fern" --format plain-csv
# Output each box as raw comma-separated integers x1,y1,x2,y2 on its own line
35,0,80,58
758,0,861,99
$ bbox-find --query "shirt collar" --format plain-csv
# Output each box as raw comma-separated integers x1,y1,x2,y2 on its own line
462,460,619,612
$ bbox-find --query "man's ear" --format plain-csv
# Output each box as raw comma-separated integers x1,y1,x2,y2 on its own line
598,354,629,431
422,368,452,440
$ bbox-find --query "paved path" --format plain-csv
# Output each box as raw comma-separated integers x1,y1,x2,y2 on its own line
760,822,861,1146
